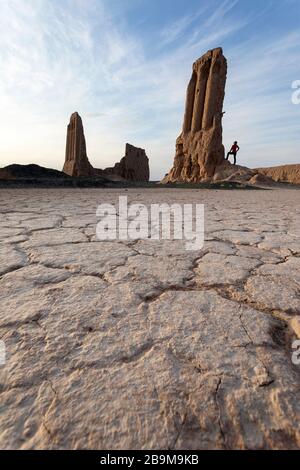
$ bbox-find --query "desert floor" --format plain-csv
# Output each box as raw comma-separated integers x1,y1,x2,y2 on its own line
0,187,300,449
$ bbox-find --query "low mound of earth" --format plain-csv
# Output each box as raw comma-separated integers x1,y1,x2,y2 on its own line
0,164,66,179
163,160,277,187
212,162,277,186
255,164,300,184
0,164,125,188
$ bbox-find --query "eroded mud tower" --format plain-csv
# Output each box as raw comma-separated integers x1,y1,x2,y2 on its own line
102,143,150,181
163,48,227,182
63,112,94,177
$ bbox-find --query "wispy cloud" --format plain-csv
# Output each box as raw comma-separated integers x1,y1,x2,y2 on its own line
203,0,239,28
159,5,209,47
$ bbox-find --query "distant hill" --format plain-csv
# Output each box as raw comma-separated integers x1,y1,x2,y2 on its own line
0,163,126,188
256,164,300,184
0,164,66,179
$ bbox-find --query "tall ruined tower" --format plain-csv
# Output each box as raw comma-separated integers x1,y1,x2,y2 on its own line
163,48,227,182
63,112,94,177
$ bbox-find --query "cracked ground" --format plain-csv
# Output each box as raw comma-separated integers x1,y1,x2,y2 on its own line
0,187,300,450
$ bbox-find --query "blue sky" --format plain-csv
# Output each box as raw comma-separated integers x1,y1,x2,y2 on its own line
0,0,299,179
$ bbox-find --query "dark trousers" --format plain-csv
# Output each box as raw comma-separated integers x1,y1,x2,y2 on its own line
226,151,237,165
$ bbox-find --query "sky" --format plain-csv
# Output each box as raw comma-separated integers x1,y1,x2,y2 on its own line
0,0,299,180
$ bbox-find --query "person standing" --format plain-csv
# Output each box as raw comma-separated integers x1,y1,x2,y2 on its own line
226,141,240,165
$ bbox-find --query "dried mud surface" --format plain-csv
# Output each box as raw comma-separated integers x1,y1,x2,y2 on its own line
0,188,299,449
